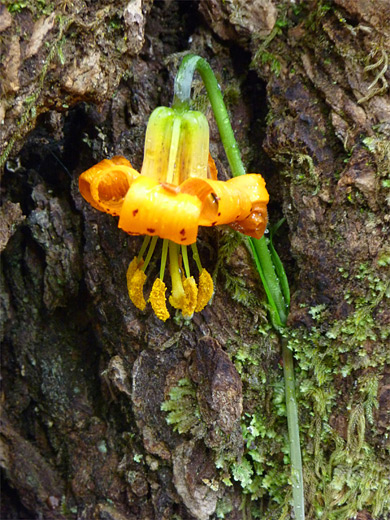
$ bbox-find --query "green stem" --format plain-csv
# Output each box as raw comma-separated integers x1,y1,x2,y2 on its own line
173,54,246,177
249,237,288,328
174,54,305,520
283,340,305,520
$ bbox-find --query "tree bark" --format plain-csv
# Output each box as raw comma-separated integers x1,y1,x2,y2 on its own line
1,1,389,519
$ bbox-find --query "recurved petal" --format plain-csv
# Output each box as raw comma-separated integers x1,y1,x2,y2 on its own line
201,174,268,226
180,173,269,237
89,165,139,216
229,202,268,239
118,176,202,245
79,156,137,215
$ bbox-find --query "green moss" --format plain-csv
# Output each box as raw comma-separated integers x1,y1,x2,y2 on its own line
5,0,54,17
228,411,290,507
285,256,390,518
251,6,290,76
161,378,206,437
0,15,70,168
357,47,389,105
215,495,233,519
214,230,264,309
6,0,28,13
362,133,390,181
161,245,389,518
258,51,282,76
301,400,389,519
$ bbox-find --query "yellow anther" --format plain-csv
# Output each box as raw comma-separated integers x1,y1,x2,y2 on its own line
128,269,147,310
195,269,214,312
182,277,198,319
126,257,139,285
149,278,170,321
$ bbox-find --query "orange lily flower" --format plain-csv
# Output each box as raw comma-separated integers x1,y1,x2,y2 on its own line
79,106,269,321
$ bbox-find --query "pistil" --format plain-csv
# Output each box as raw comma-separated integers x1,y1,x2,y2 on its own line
168,241,185,309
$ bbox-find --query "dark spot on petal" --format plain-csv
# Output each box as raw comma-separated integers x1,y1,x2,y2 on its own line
147,228,155,233
181,237,187,241
217,212,221,216
180,228,185,235
133,209,139,216
211,221,217,226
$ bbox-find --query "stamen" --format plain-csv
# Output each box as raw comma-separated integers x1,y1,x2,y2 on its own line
142,236,158,272
127,257,139,286
160,239,169,280
137,235,151,262
128,269,147,310
191,243,203,272
168,241,185,309
182,277,198,318
195,269,214,312
149,278,170,321
181,245,191,279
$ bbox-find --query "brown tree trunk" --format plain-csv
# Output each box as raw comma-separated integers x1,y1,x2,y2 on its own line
1,1,389,519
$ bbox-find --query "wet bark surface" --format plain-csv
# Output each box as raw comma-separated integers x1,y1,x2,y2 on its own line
1,1,389,519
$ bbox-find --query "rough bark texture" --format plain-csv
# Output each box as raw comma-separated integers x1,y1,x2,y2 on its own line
1,1,389,519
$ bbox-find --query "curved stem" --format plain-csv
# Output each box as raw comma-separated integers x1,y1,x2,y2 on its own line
173,54,304,520
173,54,246,178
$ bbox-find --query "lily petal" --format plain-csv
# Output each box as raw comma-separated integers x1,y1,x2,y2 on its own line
79,157,138,215
180,173,269,238
207,153,218,180
141,107,209,185
118,176,202,245
90,165,139,216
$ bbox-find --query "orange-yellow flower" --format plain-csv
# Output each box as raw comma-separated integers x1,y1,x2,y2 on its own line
79,106,269,320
